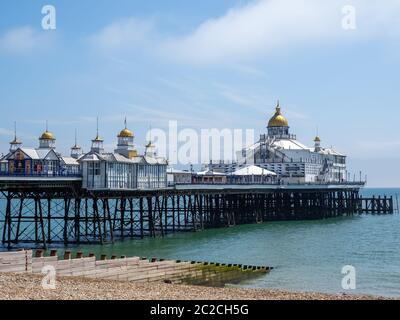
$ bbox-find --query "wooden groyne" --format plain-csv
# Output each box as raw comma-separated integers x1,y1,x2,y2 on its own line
0,250,270,286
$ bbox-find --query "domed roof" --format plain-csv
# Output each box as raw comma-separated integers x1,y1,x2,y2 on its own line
118,128,134,138
314,136,321,142
10,137,22,145
40,131,55,140
92,134,103,142
267,102,289,127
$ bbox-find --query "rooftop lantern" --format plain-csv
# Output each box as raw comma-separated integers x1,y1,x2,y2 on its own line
267,100,290,139
9,121,22,152
115,117,137,159
91,118,104,154
39,121,56,149
71,129,82,159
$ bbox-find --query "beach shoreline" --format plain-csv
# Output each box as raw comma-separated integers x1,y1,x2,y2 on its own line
0,273,391,300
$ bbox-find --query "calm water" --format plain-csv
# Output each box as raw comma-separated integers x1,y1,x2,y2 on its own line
1,188,400,297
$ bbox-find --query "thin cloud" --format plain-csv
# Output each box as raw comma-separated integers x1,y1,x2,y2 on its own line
0,26,54,55
89,0,400,65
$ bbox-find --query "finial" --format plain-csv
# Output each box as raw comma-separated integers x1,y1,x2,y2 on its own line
124,117,127,129
46,120,48,132
276,100,281,113
75,129,78,146
96,117,99,137
149,124,152,143
14,121,17,140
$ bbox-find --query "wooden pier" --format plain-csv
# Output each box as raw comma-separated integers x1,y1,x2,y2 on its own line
0,178,394,248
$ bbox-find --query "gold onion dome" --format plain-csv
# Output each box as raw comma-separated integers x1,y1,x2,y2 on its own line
10,137,21,144
118,128,134,138
93,135,103,142
267,102,289,127
314,136,321,142
40,131,55,140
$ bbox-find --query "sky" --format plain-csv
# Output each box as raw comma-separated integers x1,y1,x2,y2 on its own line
1,0,400,187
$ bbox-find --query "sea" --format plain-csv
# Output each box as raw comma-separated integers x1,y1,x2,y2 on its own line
1,188,399,297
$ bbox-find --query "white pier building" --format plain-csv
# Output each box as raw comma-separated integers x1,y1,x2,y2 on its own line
208,102,346,184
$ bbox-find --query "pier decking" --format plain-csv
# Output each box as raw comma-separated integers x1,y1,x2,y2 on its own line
0,177,394,249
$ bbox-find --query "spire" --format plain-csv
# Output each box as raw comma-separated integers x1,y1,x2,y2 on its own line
91,117,104,153
276,100,281,113
145,125,156,157
93,117,103,141
149,124,152,143
46,120,48,132
71,129,82,159
314,126,321,142
13,121,17,141
124,117,127,129
9,121,22,152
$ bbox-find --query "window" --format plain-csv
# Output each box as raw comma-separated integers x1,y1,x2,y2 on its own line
88,162,100,176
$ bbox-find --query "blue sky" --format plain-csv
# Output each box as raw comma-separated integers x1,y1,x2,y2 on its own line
1,0,400,186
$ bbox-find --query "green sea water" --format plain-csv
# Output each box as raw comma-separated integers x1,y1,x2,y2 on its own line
1,188,400,297
66,188,400,297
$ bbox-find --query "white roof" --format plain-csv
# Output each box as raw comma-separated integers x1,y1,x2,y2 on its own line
318,148,344,157
61,157,79,166
233,165,276,176
167,168,191,174
196,170,226,176
272,139,309,150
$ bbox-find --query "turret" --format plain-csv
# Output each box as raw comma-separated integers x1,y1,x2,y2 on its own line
9,122,22,152
267,100,290,138
39,121,56,149
114,118,137,159
314,136,321,152
145,141,156,158
91,118,104,154
71,130,82,159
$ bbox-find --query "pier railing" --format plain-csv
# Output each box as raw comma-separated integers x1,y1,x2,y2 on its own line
0,171,81,178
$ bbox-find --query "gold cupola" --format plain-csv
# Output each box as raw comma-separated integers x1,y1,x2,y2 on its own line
39,121,56,149
267,101,289,127
115,118,137,159
118,128,134,138
40,131,55,140
118,118,134,138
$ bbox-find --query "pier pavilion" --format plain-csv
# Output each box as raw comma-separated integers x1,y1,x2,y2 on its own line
208,101,346,184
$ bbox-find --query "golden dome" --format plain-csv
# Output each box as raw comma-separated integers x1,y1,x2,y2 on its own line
314,136,321,142
40,131,55,140
92,135,103,142
267,102,289,127
10,137,22,145
118,128,134,138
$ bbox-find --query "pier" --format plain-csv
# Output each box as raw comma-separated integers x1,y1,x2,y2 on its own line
0,177,393,249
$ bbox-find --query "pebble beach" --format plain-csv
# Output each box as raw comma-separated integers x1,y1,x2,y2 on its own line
0,273,389,300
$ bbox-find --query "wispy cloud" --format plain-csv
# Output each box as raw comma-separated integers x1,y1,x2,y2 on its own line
88,18,155,53
0,26,54,55
89,0,400,65
0,128,14,137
